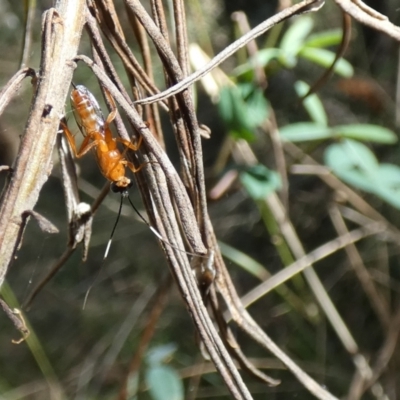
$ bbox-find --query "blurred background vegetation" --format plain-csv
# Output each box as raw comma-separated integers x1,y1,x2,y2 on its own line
1,0,400,399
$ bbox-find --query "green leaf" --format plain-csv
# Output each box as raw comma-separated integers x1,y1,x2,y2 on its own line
229,129,256,142
219,85,269,141
146,365,184,400
219,86,253,132
376,164,400,188
294,80,328,126
253,48,282,67
240,165,281,200
146,344,177,366
237,81,257,98
280,16,314,67
324,140,379,192
298,47,354,77
304,29,343,48
233,48,281,76
372,164,400,208
374,187,400,209
333,139,379,173
218,86,243,126
243,85,270,126
326,142,400,209
280,122,331,142
218,241,269,280
332,124,397,144
280,121,397,144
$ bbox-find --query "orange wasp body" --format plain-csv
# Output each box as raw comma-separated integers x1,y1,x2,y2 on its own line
62,85,142,192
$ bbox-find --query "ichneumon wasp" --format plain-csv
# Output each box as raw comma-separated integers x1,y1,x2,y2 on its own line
61,84,201,262
61,84,143,192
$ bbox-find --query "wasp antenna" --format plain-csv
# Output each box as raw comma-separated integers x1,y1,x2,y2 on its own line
126,194,149,227
104,193,124,260
83,194,124,310
126,194,166,242
82,287,91,310
126,194,205,258
71,81,77,89
149,226,164,241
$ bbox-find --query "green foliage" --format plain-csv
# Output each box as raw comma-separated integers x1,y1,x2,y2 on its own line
144,344,184,400
123,344,184,399
234,15,353,79
240,165,281,200
218,84,269,141
145,366,184,400
146,343,178,366
298,47,353,77
280,122,397,144
281,82,399,208
294,80,328,125
304,29,343,48
279,16,314,67
325,140,400,209
218,241,269,279
219,15,370,206
331,124,397,144
220,13,400,213
280,122,331,141
280,96,399,208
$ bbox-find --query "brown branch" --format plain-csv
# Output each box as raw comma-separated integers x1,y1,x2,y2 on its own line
73,55,254,399
0,67,36,116
333,0,400,41
125,0,210,245
74,55,207,255
0,1,86,288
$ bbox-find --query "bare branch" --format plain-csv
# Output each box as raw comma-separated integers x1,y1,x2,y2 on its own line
333,0,400,41
0,1,86,288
